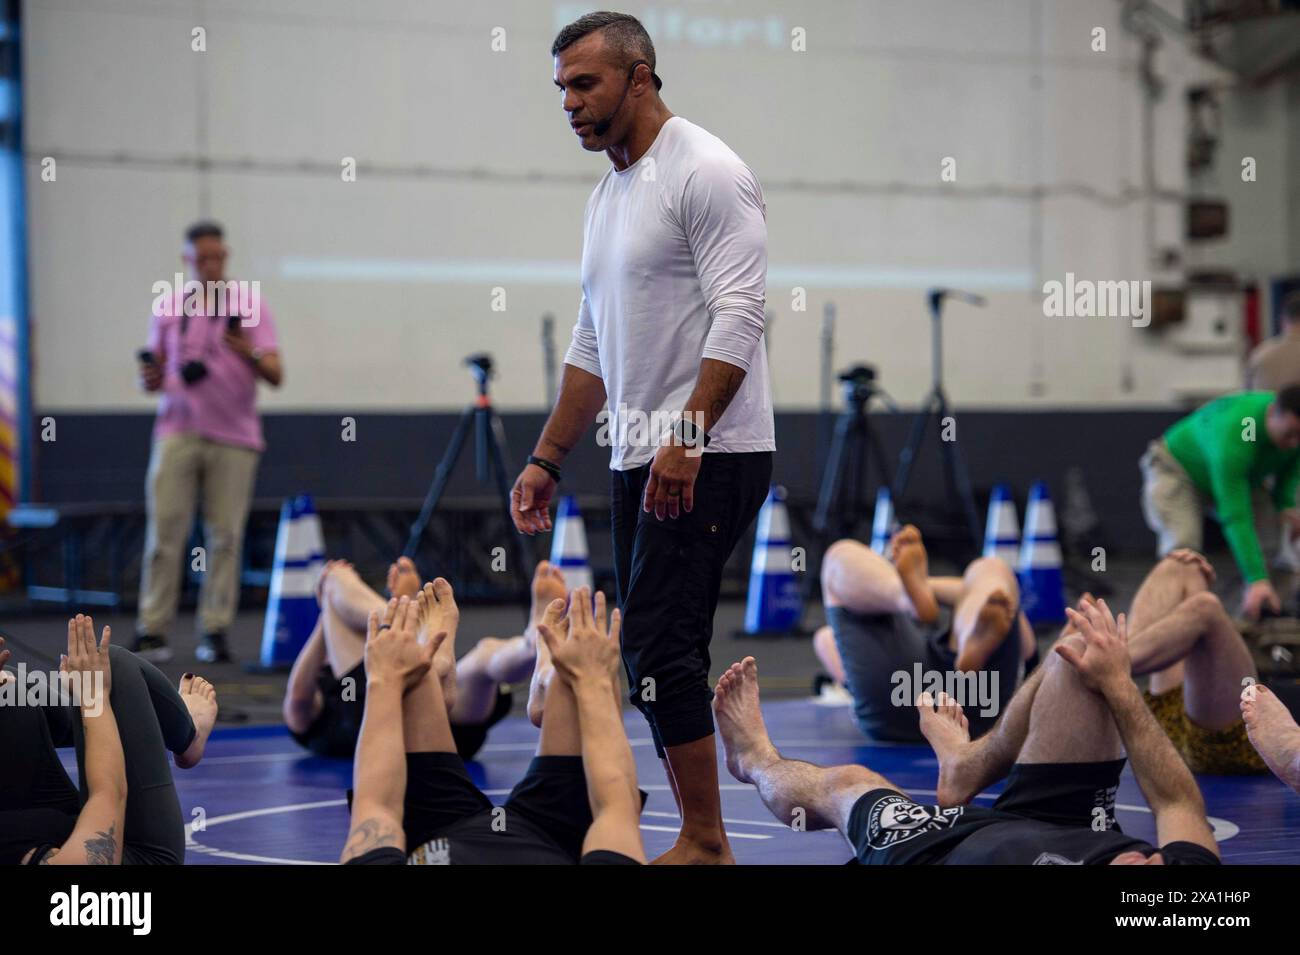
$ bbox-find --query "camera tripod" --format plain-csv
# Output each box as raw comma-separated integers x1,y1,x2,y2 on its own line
404,353,532,590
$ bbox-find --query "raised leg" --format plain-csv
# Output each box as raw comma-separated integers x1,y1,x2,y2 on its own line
1128,590,1256,731
920,646,1051,804
318,561,386,679
525,561,569,727
402,592,457,755
949,556,1019,672
450,635,532,725
714,657,902,832
1126,552,1212,694
812,625,846,685
416,578,461,715
1016,633,1124,764
820,528,934,622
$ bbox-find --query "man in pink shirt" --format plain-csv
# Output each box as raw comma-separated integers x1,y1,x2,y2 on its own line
134,221,283,663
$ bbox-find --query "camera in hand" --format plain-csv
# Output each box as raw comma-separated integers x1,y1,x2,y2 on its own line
180,360,209,385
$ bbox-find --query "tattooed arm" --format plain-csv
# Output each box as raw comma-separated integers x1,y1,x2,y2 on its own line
340,597,436,863
340,678,406,862
47,615,126,865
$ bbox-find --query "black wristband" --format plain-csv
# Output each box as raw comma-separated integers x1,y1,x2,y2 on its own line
527,454,562,482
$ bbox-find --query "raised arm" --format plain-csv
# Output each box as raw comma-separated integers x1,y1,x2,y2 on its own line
45,616,126,865
1057,599,1217,857
538,588,646,863
339,596,443,863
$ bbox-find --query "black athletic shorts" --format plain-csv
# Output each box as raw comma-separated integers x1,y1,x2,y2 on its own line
611,450,773,757
346,846,641,866
369,752,644,865
825,601,1021,743
290,665,513,762
289,663,367,758
847,759,1219,865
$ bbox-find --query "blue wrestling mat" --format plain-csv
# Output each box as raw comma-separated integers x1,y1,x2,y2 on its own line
79,699,1300,865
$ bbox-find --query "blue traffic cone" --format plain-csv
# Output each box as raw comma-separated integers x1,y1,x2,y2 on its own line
1017,481,1067,624
743,486,803,635
550,495,592,594
258,495,326,670
983,483,1021,566
870,486,898,554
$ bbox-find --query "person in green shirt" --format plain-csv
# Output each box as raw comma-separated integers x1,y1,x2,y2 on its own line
1140,387,1300,620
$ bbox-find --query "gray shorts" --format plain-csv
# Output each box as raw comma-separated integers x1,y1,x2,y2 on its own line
825,604,1020,743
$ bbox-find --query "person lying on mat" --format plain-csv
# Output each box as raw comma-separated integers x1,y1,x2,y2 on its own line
340,584,645,865
284,557,563,760
0,619,218,865
717,598,1220,865
816,525,1035,742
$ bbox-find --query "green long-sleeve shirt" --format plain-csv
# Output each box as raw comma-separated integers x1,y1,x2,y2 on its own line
1163,391,1300,582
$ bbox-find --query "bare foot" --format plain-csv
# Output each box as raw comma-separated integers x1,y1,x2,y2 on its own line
713,657,779,786
528,596,568,727
650,837,735,866
387,556,421,599
315,559,350,604
955,589,1014,672
889,526,939,624
482,635,534,685
530,561,567,624
174,674,218,769
417,579,459,709
1241,684,1300,793
916,691,978,805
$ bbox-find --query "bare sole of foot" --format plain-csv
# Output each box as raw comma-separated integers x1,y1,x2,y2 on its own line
916,691,977,805
387,556,421,599
527,595,567,727
1241,684,1300,793
530,560,567,625
174,674,218,769
890,526,939,625
955,589,1014,672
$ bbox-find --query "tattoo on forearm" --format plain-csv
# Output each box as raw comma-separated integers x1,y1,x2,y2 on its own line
342,817,402,861
84,824,117,865
709,366,746,426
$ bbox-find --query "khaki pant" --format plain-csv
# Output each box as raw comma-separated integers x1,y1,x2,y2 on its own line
1140,438,1294,569
137,433,260,636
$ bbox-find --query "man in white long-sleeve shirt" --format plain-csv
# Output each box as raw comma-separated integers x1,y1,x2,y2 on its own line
510,11,775,864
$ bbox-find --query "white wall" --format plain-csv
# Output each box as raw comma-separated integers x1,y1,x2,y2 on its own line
23,0,1288,412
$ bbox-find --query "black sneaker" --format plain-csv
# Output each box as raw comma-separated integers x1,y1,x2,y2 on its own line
131,634,173,664
196,632,232,664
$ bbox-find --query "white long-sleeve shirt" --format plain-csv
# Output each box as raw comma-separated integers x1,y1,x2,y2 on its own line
563,116,777,471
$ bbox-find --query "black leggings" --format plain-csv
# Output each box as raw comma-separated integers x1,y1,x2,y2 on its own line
0,645,195,864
